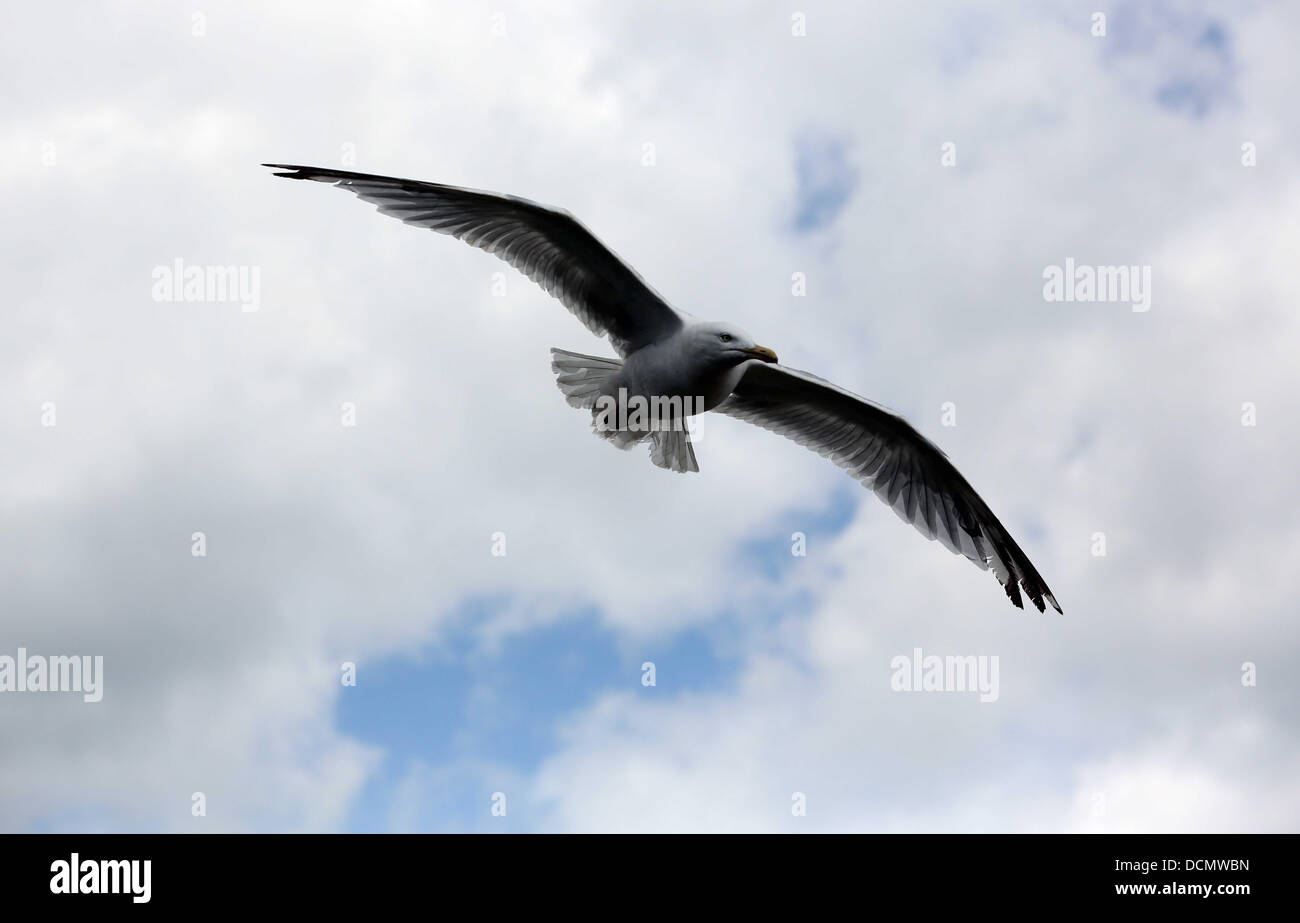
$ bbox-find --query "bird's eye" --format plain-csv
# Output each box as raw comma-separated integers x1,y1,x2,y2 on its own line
719,333,732,342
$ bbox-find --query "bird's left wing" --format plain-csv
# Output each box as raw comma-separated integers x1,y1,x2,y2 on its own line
715,361,1061,613
264,164,684,356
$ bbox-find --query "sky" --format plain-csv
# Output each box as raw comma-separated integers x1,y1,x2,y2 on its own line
2,0,1298,833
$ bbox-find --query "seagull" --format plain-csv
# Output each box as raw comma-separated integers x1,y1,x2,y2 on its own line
265,164,1062,613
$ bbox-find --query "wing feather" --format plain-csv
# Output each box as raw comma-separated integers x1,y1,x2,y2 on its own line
716,362,1061,613
264,164,683,356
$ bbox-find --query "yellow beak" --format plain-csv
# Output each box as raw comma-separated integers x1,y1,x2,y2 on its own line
742,345,779,363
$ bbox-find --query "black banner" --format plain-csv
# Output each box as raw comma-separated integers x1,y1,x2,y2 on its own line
0,833,1283,908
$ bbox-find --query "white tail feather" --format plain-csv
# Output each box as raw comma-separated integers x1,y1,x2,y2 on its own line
649,427,699,473
549,346,699,474
550,348,623,409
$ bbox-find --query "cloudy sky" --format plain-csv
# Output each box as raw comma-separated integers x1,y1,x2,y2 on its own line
3,0,1297,833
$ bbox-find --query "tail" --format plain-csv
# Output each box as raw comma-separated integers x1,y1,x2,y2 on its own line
648,427,699,473
549,347,699,474
550,348,623,409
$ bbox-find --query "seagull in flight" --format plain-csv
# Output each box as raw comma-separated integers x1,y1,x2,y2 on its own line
265,163,1062,613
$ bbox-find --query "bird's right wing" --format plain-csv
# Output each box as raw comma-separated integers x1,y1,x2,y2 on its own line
716,361,1061,613
265,164,684,356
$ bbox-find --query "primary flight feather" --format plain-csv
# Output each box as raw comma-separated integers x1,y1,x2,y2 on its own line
265,163,1062,614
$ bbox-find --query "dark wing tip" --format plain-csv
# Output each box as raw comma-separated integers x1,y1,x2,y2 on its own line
263,163,320,179
1023,579,1063,614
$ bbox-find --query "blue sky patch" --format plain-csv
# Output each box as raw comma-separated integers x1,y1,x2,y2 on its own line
338,597,744,831
791,132,859,233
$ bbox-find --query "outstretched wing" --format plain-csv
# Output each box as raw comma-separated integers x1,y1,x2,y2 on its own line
716,362,1061,613
265,164,684,356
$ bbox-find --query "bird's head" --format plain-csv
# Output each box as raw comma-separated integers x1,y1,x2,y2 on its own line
688,322,779,368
